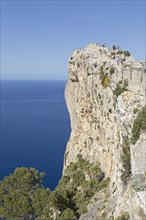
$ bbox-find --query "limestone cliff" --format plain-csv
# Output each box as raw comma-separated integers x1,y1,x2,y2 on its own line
64,43,146,220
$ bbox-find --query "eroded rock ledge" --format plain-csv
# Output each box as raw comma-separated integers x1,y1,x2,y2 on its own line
64,43,146,219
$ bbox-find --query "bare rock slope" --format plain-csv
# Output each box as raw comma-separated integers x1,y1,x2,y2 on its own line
64,43,146,219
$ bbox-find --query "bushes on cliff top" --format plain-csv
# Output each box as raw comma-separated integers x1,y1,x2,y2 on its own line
123,50,131,57
112,50,130,57
117,50,124,55
131,105,146,145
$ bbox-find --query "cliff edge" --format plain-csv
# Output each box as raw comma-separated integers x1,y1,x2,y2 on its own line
64,43,146,220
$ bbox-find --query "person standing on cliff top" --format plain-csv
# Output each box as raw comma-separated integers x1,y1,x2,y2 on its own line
116,56,121,65
117,45,120,50
112,44,116,50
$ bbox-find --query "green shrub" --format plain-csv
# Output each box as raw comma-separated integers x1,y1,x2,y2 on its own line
98,177,110,190
99,71,110,88
99,65,104,71
104,77,110,87
113,80,128,97
58,208,76,220
123,64,130,68
133,108,139,114
111,52,115,55
77,153,83,161
131,105,146,144
117,50,124,55
0,158,110,220
123,50,131,57
122,57,126,62
115,212,130,220
110,66,115,74
120,139,131,184
96,136,99,141
54,155,110,218
0,167,51,220
118,80,123,84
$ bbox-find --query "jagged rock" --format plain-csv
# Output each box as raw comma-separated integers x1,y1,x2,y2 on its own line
64,43,146,219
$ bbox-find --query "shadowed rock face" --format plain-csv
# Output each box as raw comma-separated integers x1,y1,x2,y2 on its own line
64,43,146,219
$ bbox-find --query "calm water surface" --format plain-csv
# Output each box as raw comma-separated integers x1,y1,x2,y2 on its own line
0,80,71,190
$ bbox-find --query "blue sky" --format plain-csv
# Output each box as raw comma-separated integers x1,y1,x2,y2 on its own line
1,0,145,80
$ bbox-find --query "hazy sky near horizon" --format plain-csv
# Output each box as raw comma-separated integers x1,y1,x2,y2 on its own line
1,0,145,80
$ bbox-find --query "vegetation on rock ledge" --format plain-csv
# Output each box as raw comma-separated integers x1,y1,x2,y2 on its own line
55,154,110,218
115,211,130,220
99,70,110,88
113,79,128,97
131,105,146,145
121,138,131,184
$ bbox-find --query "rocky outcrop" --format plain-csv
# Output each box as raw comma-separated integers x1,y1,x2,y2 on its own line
64,43,146,219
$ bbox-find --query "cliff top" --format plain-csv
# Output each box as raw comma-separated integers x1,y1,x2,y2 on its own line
71,42,143,66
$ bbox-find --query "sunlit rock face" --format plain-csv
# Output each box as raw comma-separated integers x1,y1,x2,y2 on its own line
64,43,146,219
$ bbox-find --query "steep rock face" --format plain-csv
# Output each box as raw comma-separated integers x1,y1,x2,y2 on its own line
64,43,146,219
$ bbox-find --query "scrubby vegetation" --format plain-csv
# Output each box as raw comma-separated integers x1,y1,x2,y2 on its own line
103,76,110,87
0,167,51,220
115,212,130,220
133,108,139,114
117,50,124,55
0,156,110,220
120,139,131,184
112,49,130,57
131,105,146,144
123,51,131,57
99,67,110,88
110,66,115,74
54,154,110,218
111,51,116,56
113,79,128,97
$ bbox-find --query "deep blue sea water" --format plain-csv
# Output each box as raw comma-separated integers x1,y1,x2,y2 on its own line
0,80,71,190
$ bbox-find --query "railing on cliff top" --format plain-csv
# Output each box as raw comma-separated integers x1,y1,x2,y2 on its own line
121,61,145,81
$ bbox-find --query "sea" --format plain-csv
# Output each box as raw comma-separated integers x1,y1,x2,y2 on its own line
0,80,71,190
